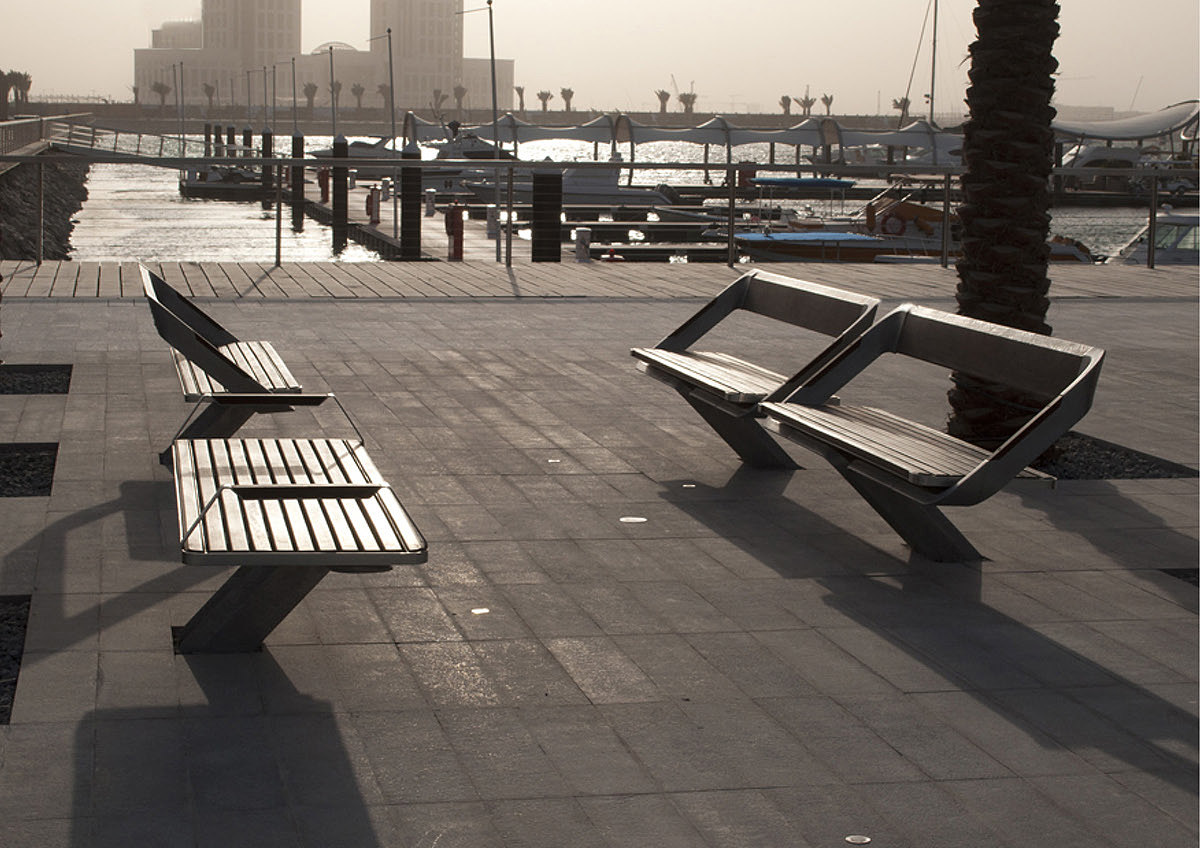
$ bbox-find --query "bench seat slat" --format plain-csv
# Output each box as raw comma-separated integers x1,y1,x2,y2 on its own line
171,341,301,400
764,402,1043,487
172,437,427,565
632,348,785,402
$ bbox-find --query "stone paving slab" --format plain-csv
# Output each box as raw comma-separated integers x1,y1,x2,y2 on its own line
0,269,1194,847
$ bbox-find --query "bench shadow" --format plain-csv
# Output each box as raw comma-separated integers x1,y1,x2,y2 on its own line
2,480,217,654
71,652,383,847
660,465,1199,793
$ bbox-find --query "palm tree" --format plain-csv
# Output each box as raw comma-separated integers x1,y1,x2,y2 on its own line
431,88,448,113
351,82,365,110
820,93,834,115
796,94,816,117
514,85,526,115
329,80,342,109
560,87,574,112
892,96,911,126
678,91,697,114
0,73,11,120
536,90,553,112
131,86,140,106
654,89,671,114
150,80,172,112
377,83,391,108
202,82,216,110
948,0,1061,447
453,84,467,115
779,95,792,116
303,81,318,112
12,72,31,104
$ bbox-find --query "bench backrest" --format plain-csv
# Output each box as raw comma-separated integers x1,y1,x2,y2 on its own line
788,303,1105,505
140,264,268,395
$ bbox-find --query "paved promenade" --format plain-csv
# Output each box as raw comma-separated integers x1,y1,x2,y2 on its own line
0,259,1195,847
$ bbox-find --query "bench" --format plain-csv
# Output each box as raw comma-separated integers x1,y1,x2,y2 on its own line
631,270,880,468
760,304,1105,562
170,436,427,653
141,264,330,463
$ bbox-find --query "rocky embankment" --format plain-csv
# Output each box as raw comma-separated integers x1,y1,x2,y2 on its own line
0,159,89,261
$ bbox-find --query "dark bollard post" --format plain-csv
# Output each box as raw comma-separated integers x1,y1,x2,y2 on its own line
243,127,253,159
203,123,212,158
261,129,273,190
531,170,563,262
291,133,305,206
332,136,348,254
226,126,236,157
399,142,422,260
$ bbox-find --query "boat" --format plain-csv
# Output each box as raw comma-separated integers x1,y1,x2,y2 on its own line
1106,209,1199,265
179,163,268,200
462,155,680,206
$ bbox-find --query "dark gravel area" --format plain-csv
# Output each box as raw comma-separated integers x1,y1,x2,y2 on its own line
0,596,30,724
0,443,58,497
0,364,72,394
1034,431,1199,480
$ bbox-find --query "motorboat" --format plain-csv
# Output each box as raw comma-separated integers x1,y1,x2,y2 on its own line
462,155,681,206
309,125,519,188
1106,209,1199,265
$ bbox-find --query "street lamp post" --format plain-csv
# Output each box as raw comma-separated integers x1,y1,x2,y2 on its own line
328,46,338,138
369,27,400,240
460,1,502,261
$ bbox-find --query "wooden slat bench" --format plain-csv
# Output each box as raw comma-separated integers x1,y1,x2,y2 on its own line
141,264,329,463
171,437,427,653
760,304,1105,562
631,270,880,468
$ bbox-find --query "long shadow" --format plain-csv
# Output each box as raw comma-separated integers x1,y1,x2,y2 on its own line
1018,479,1199,603
2,480,217,656
660,465,1198,793
71,652,382,847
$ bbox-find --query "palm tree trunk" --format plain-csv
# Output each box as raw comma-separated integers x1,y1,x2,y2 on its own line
948,0,1060,447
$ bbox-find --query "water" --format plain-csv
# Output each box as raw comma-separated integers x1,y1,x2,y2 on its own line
68,136,1152,262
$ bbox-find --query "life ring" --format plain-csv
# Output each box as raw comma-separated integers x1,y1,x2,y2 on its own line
880,214,905,236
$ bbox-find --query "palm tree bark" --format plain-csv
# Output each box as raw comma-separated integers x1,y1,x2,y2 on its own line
948,0,1060,447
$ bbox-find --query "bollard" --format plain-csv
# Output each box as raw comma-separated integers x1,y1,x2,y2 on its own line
318,167,330,204
349,169,357,190
446,205,464,261
203,123,212,158
424,188,437,217
531,170,563,263
242,127,253,159
381,178,391,201
368,187,381,224
226,126,236,156
574,227,592,262
486,204,499,239
332,136,348,231
291,133,305,205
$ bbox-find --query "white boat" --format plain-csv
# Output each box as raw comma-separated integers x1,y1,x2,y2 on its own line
463,156,679,206
1106,209,1199,265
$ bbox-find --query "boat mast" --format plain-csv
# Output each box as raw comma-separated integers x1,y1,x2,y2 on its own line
929,0,938,123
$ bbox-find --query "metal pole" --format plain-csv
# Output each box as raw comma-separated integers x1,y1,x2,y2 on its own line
489,1,501,263
328,46,337,138
1147,176,1159,269
727,168,736,267
291,58,298,135
37,162,43,265
506,165,514,267
262,67,268,128
941,172,951,267
929,0,938,123
388,28,398,240
275,163,284,266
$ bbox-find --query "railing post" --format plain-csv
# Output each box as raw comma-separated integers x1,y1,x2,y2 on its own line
275,163,283,267
941,173,952,268
37,161,44,266
1147,176,1158,269
727,168,736,267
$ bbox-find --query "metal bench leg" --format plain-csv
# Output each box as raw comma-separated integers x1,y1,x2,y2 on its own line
174,565,329,653
682,393,800,470
840,467,983,563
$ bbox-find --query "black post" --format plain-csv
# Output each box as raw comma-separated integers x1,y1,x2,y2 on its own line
332,136,348,254
531,170,563,262
399,142,422,260
291,133,305,205
203,123,212,157
242,127,253,159
261,129,273,190
226,126,236,157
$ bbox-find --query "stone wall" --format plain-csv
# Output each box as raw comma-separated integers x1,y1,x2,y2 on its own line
0,160,89,261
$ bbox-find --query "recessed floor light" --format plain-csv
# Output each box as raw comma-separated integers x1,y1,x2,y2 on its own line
619,516,648,523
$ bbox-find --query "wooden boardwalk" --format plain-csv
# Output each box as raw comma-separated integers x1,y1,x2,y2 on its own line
0,256,1195,302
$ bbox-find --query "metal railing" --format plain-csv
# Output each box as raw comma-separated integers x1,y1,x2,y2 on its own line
0,144,1194,268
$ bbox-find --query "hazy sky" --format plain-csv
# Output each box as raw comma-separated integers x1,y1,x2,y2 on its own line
3,1,1196,117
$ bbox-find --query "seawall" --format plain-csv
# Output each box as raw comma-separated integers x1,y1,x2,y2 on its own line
0,159,89,260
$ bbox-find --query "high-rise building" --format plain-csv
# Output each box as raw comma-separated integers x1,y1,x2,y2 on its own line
370,0,463,109
202,0,302,70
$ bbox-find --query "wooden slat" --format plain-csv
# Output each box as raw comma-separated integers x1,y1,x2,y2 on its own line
634,348,784,401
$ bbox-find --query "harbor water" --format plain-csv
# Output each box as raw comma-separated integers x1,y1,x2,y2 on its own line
68,136,1154,263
